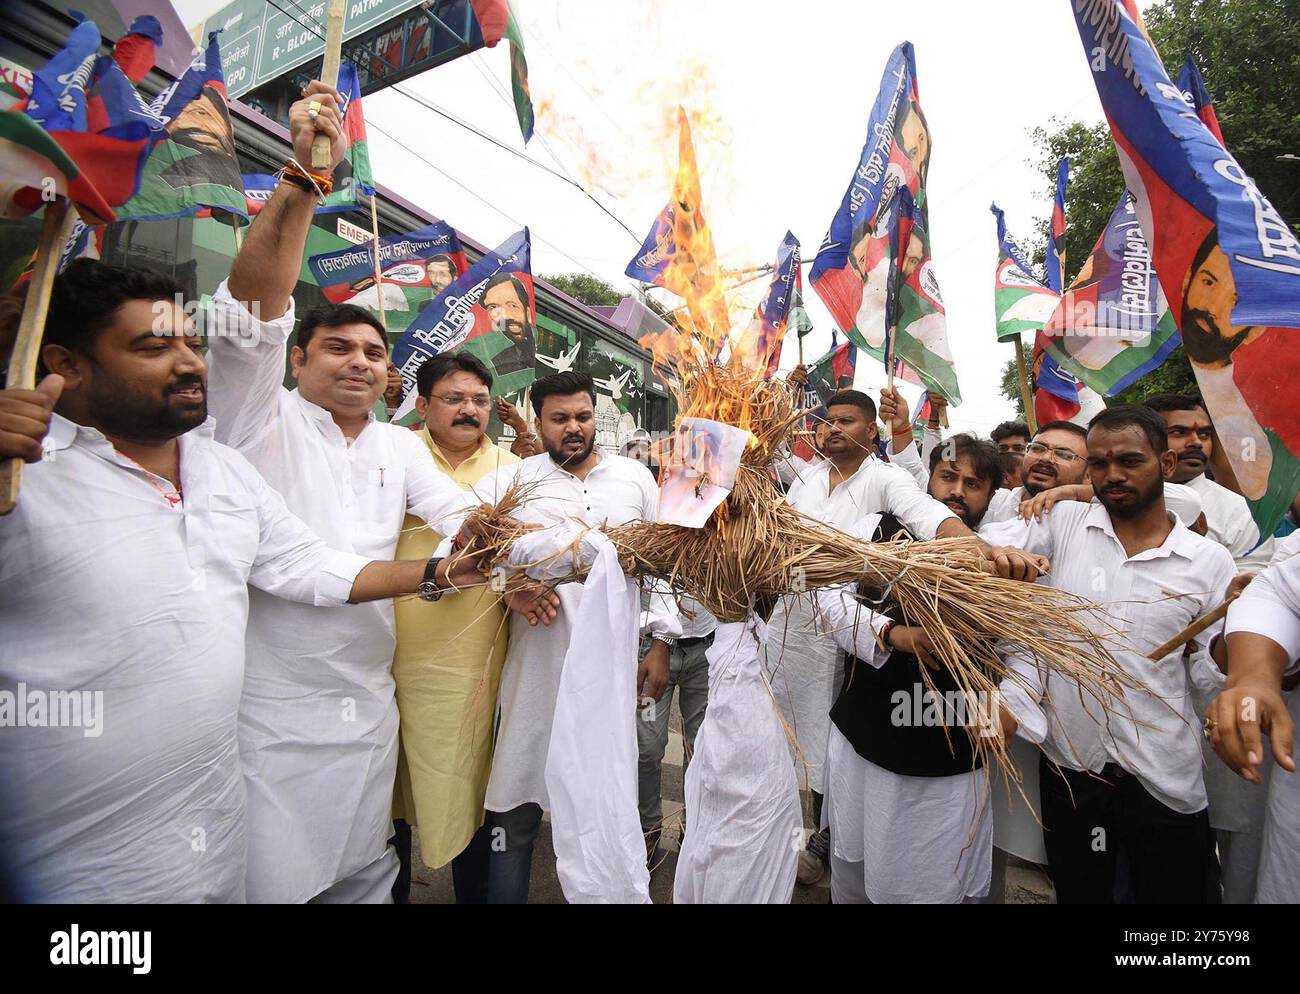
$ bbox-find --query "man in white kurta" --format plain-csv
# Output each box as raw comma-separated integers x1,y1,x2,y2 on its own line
205,288,473,902
981,406,1236,903
203,120,477,901
462,372,678,902
981,420,1090,525
0,413,381,902
811,511,1047,904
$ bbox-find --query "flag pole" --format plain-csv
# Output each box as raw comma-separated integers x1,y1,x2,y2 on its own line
368,193,387,333
885,324,896,392
1014,337,1037,434
231,218,242,253
312,0,347,171
0,199,76,515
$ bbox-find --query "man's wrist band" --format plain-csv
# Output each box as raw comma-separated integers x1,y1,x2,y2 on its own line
279,157,333,203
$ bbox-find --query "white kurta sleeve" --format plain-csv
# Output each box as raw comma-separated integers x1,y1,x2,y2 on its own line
205,279,296,449
881,465,957,539
245,468,371,605
398,429,474,534
889,439,929,491
430,461,523,559
919,426,941,468
813,586,892,667
1186,546,1237,693
632,461,681,639
978,514,1056,559
1226,557,1300,668
998,650,1049,745
642,583,684,639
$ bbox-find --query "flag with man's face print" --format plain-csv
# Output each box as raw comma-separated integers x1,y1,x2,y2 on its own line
1073,0,1300,534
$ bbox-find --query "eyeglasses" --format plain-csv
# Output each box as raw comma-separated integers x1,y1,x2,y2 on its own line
1025,441,1082,464
431,393,492,410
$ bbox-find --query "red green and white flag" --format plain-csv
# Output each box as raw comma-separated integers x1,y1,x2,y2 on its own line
991,203,1060,342
471,0,534,143
1,19,165,225
886,187,961,403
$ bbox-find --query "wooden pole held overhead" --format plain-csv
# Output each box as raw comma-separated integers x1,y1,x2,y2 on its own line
0,199,76,515
312,0,347,171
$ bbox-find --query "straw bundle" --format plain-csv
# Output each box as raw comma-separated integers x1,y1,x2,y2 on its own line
451,347,1145,792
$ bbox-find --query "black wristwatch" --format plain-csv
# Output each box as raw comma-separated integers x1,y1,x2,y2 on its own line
417,557,446,602
878,620,896,649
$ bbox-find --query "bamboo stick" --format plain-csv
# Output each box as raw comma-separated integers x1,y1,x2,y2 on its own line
1,199,76,515
1147,600,1231,661
312,0,347,171
1014,338,1037,433
368,193,386,331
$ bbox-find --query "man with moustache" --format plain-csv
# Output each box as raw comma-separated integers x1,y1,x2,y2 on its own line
1179,232,1274,499
981,420,1090,525
203,81,555,904
924,433,1001,529
389,352,520,904
425,254,460,297
482,272,536,378
0,258,487,903
981,405,1236,903
1143,393,1272,903
455,370,679,903
1143,394,1268,568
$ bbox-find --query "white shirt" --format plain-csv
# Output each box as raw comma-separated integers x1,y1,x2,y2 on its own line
888,428,942,492
982,486,1026,525
468,451,679,812
1185,473,1271,573
784,455,956,537
676,595,717,639
982,502,1236,813
0,416,367,902
205,282,473,902
773,451,824,488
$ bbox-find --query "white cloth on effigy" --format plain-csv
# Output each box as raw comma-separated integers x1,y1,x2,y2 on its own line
506,526,652,903
674,617,802,904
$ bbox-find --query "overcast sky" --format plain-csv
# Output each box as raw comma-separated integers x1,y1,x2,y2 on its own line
175,0,1142,436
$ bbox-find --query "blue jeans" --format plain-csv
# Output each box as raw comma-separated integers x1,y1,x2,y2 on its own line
637,634,712,836
485,802,543,904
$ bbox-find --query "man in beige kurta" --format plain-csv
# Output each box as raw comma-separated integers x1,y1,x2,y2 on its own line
391,353,522,902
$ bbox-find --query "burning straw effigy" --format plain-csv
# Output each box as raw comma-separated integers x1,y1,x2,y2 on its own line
450,342,1145,791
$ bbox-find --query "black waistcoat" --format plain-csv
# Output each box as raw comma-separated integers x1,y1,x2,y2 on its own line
828,514,984,778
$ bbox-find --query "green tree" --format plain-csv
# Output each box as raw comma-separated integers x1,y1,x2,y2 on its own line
540,273,625,307
998,343,1029,415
